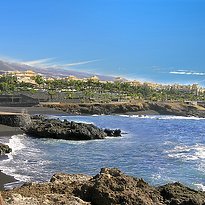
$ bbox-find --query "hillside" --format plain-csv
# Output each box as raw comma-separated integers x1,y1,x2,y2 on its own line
0,60,118,81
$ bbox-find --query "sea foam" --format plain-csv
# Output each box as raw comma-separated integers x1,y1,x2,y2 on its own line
120,114,205,120
166,144,205,161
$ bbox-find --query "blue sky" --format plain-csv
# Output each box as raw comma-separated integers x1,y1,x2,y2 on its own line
0,0,205,85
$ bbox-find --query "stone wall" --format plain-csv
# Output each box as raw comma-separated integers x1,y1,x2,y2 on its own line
0,114,31,127
0,94,39,107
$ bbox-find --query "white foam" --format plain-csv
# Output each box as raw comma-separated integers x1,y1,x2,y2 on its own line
151,173,162,180
166,144,205,161
194,183,205,191
163,141,175,145
120,114,205,120
6,134,26,154
0,134,33,182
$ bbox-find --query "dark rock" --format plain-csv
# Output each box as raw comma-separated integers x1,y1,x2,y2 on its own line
0,143,12,155
104,129,121,137
75,168,164,205
25,116,114,140
158,182,205,205
2,168,205,205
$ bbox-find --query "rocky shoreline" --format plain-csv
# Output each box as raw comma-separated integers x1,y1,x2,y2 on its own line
1,106,205,204
1,168,205,205
41,101,205,117
24,115,121,140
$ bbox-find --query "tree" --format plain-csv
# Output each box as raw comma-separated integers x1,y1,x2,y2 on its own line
34,75,44,87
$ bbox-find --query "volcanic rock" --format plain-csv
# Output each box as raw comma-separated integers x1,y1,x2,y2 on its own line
2,168,205,205
158,182,205,205
0,144,12,155
25,116,121,140
74,168,164,205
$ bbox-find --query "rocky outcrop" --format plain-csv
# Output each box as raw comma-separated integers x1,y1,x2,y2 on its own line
2,168,205,205
42,102,147,115
42,101,205,117
104,129,121,137
158,182,205,205
0,143,12,155
25,116,121,140
148,102,205,117
75,168,164,205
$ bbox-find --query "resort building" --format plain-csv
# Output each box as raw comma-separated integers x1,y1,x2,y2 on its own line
114,77,126,82
88,76,100,82
65,75,80,81
5,70,38,85
7,70,37,78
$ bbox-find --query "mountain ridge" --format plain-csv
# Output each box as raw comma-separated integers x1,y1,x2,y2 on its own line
0,60,122,81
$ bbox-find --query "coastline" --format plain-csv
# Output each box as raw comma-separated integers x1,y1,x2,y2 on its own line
0,124,24,191
0,106,67,115
41,101,205,117
0,104,204,192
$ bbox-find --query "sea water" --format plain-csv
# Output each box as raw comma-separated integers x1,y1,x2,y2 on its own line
1,114,205,190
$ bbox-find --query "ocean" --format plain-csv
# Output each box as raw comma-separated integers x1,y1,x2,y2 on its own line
1,114,205,190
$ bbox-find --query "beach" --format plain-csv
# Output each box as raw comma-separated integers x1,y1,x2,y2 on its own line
0,106,67,115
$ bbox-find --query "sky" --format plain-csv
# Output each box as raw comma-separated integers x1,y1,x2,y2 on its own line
0,0,205,85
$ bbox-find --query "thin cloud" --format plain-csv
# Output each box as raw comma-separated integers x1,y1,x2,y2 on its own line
0,56,101,70
48,59,100,69
21,58,55,67
169,70,205,76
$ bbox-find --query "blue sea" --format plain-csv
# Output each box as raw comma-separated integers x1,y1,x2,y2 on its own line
1,114,205,190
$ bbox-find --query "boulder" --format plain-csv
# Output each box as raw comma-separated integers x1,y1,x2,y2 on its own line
74,168,164,205
104,129,121,137
0,144,12,155
158,182,205,205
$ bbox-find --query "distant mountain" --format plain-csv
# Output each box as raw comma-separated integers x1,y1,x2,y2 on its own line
0,60,125,81
0,60,32,72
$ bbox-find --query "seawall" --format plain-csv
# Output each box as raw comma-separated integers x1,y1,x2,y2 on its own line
0,112,31,127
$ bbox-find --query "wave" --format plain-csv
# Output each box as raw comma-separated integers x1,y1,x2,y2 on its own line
119,114,205,120
0,134,33,182
6,134,26,154
194,183,205,191
166,144,205,161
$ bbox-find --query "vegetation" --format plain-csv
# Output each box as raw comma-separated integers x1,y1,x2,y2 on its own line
0,75,204,102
